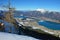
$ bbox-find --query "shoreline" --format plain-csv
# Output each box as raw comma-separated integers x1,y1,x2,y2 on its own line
15,18,60,38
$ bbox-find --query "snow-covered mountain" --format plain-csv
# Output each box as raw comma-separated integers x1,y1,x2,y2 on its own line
36,8,48,13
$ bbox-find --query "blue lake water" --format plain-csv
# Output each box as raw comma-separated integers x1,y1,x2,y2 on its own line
38,20,60,30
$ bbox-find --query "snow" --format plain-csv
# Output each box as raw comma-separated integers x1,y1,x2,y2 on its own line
48,32,54,34
36,8,47,13
32,26,39,29
0,32,39,40
39,20,44,22
19,22,24,25
43,30,54,34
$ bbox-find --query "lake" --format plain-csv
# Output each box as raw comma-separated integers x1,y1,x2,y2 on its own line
38,20,60,30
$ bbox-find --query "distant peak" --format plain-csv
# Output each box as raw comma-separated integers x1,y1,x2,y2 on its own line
36,8,47,13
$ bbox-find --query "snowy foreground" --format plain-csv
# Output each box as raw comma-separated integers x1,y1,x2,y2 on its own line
0,32,39,40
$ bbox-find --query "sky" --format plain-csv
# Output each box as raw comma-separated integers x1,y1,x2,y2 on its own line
0,0,60,12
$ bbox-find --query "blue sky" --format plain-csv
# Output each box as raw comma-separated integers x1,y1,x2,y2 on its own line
0,0,60,12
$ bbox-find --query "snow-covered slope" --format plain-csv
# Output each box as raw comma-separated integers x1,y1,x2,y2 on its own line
0,32,39,40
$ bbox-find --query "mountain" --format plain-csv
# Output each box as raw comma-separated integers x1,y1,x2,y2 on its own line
36,8,48,13
13,9,60,20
